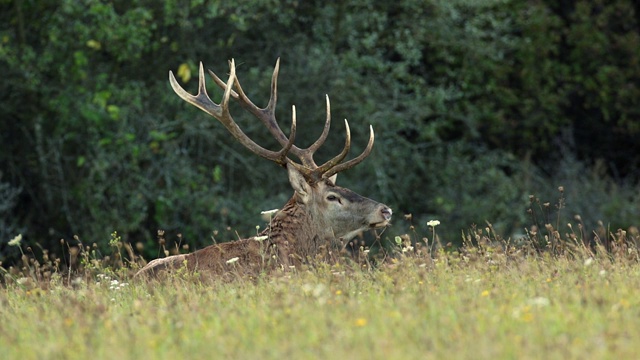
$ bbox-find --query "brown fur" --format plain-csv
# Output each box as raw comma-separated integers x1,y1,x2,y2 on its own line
135,170,392,279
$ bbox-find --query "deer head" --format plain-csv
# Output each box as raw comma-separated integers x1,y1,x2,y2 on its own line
285,167,391,248
167,59,392,262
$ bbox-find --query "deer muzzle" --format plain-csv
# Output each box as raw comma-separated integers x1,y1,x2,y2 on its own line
370,205,392,228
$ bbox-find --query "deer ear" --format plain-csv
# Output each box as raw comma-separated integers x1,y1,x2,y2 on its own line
288,166,311,200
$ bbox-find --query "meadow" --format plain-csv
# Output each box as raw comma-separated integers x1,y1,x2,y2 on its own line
3,3,640,359
1,226,640,360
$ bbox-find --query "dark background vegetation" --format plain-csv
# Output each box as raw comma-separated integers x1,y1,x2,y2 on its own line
1,0,639,264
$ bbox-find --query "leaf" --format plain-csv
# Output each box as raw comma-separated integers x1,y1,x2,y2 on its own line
77,156,86,167
177,63,191,83
73,51,88,67
213,165,222,183
107,105,120,120
93,91,111,108
86,39,102,50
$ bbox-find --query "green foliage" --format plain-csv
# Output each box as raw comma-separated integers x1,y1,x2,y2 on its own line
0,0,639,264
0,180,23,263
524,153,640,237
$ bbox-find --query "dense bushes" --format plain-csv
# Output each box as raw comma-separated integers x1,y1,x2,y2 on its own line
1,0,639,264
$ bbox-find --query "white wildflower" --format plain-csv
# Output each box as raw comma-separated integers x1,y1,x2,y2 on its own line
584,257,594,267
108,279,122,290
599,270,607,277
8,234,22,247
254,235,268,242
427,220,441,227
226,257,239,264
528,297,550,307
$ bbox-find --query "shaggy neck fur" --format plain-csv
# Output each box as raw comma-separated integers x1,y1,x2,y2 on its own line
259,194,328,264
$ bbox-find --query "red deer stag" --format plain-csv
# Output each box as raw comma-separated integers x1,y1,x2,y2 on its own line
135,59,392,278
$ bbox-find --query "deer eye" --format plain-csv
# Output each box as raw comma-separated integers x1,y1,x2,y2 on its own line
326,194,340,202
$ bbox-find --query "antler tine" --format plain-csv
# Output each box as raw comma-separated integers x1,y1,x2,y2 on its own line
169,61,295,166
283,94,333,174
169,62,219,115
306,95,332,154
281,105,297,165
208,69,238,98
209,59,295,150
265,58,280,115
313,119,352,176
321,124,375,180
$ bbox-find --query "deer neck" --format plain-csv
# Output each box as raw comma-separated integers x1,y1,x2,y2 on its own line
259,196,326,259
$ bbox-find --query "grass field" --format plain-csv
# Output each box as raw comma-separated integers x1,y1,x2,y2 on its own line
1,231,640,360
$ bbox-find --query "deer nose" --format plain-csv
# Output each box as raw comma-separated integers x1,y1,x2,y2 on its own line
381,206,393,221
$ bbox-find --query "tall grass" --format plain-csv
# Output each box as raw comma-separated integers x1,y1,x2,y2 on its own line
1,224,640,359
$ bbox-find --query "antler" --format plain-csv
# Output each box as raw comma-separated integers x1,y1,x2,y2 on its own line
169,58,374,181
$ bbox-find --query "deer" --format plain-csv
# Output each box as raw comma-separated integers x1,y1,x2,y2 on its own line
135,59,392,279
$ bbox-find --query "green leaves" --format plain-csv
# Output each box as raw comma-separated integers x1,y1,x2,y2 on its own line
1,0,639,261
